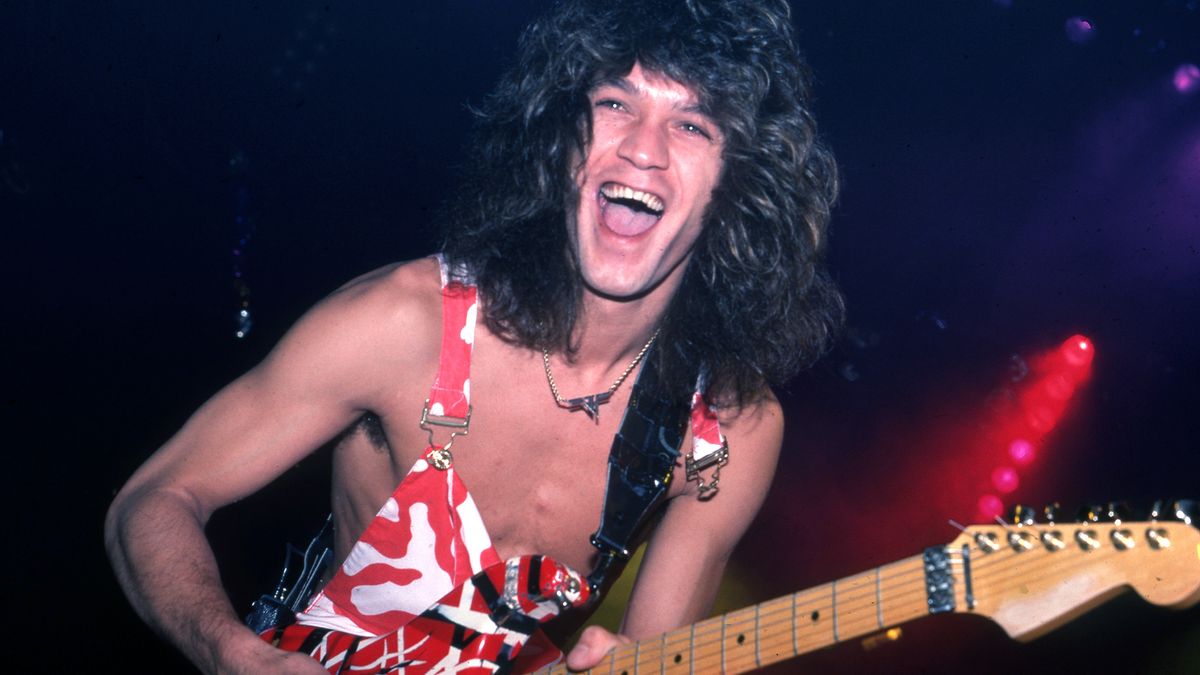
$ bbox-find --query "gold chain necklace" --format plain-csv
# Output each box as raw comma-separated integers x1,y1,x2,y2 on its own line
542,328,660,423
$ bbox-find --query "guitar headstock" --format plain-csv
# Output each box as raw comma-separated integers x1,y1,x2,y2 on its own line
942,501,1200,642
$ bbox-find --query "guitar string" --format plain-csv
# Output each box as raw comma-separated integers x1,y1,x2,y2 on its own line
960,538,1133,598
544,548,957,673
703,544,1134,672
732,543,1139,671
588,553,1003,673
570,559,928,674
560,551,962,674
540,527,1164,674
537,556,929,674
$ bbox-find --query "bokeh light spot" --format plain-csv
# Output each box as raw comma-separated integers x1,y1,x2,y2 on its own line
978,494,1005,520
1009,439,1036,465
1174,63,1200,94
1064,17,1097,44
991,466,1020,493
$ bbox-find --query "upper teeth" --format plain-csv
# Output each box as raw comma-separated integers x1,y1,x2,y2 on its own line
601,184,664,213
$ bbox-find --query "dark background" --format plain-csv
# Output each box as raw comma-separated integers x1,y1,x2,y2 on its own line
2,0,1197,672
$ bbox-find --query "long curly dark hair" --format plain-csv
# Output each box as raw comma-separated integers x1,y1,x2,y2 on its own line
442,0,844,408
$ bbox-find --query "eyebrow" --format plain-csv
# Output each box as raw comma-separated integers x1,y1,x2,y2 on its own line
593,76,712,117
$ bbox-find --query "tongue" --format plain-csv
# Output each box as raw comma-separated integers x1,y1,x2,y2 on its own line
601,200,659,236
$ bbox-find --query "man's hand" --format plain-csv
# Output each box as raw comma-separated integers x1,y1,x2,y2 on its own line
565,626,630,671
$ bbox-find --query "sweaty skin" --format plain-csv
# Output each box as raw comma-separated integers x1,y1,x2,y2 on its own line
105,65,783,674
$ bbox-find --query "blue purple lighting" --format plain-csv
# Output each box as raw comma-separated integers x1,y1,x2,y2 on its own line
1174,63,1200,94
1064,16,1097,44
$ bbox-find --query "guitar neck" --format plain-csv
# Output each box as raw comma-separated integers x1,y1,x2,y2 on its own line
543,554,931,674
540,517,1200,674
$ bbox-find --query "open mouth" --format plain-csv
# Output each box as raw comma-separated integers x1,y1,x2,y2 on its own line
598,182,665,236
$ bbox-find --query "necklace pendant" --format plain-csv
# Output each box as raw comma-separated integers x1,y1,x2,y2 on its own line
565,392,612,423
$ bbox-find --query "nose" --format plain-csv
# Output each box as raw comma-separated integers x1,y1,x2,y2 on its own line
616,119,669,171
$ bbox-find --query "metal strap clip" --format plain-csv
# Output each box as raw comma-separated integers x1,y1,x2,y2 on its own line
420,399,471,458
685,439,729,498
420,399,472,430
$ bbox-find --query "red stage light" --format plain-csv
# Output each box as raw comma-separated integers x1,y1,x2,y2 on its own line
978,494,1005,520
1025,404,1057,433
1061,334,1094,368
1043,372,1075,400
991,466,1020,493
1008,439,1036,465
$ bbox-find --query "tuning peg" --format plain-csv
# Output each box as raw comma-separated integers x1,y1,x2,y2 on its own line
1151,499,1197,525
1076,504,1103,523
1009,504,1037,526
1170,500,1196,525
1150,500,1168,520
1042,502,1062,524
1103,501,1131,524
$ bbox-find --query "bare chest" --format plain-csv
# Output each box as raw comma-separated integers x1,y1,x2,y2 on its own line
330,340,688,574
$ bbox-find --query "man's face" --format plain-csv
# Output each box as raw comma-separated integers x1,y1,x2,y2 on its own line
570,63,725,301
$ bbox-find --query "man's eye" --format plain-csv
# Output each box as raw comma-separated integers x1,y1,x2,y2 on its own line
595,99,624,111
681,123,712,139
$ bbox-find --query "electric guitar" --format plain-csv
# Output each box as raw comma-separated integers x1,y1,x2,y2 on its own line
534,502,1200,674
270,502,1199,673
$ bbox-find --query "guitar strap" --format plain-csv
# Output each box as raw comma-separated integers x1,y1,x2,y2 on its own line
586,350,691,594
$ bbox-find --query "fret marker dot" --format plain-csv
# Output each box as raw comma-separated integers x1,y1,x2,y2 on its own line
674,654,682,664
811,610,820,622
737,634,745,645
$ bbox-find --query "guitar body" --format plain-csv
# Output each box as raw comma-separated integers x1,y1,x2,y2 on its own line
264,555,589,674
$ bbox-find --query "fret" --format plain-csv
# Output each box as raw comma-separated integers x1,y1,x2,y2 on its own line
791,590,799,656
875,565,884,628
719,610,727,673
688,621,695,675
831,579,839,642
753,601,761,669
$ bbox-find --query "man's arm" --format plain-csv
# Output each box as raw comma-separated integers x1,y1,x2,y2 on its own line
104,262,437,674
567,394,784,669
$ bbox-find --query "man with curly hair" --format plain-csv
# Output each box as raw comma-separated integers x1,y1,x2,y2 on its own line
106,0,842,672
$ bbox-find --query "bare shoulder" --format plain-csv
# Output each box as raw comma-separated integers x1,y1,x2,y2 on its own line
259,257,443,397
311,257,442,343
